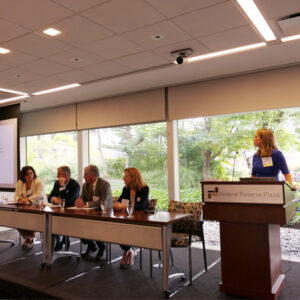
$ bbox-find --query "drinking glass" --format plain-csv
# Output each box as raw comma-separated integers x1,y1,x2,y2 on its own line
60,198,66,210
100,201,107,214
126,204,134,218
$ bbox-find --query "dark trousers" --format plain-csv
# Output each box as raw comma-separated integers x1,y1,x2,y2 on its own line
120,244,130,251
82,239,105,250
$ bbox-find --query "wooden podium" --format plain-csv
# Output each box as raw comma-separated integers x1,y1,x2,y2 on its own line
202,181,296,299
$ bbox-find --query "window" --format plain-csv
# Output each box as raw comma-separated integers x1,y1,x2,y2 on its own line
26,132,78,194
89,122,168,210
178,108,300,202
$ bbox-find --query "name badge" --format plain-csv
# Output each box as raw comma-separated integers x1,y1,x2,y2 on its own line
59,187,66,192
262,156,273,167
93,196,99,202
121,199,129,206
137,197,141,202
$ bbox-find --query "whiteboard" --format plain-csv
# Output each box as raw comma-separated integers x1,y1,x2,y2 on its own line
0,118,18,189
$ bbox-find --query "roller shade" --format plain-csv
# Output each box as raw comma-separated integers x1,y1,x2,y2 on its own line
20,104,76,137
169,65,300,120
77,89,165,129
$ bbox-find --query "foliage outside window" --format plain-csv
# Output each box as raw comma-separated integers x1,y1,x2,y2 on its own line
178,108,300,203
26,132,78,194
89,122,168,210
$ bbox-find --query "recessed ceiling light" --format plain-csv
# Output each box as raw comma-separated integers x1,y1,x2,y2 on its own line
43,28,61,36
32,83,80,96
0,47,10,54
187,42,266,63
236,0,276,41
151,34,164,40
281,33,300,42
71,57,82,62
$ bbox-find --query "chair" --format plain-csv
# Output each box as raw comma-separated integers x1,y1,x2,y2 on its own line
167,200,207,284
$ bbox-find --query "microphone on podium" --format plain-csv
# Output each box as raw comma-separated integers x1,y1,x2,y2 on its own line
232,151,239,181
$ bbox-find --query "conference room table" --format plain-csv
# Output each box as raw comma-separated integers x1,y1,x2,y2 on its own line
0,203,47,264
0,203,190,296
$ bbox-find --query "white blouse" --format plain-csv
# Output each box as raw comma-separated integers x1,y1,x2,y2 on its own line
14,177,46,204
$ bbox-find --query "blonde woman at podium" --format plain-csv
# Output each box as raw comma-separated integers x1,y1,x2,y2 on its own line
252,128,296,189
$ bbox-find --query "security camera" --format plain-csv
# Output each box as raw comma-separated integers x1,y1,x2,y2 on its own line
176,54,186,65
170,48,193,65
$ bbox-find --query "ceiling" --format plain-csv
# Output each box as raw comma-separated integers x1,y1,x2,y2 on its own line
1,0,300,112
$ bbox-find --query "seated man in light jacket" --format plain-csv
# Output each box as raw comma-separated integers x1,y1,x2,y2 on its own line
75,164,112,260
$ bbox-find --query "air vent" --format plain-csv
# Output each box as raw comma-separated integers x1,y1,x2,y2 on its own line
278,13,300,35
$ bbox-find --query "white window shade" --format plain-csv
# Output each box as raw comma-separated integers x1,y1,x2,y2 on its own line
168,65,300,120
20,104,76,137
77,89,165,130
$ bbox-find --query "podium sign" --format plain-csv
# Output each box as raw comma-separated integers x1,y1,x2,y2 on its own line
203,183,284,204
201,181,296,299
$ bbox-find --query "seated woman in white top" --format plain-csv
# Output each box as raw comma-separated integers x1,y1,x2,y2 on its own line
14,166,46,249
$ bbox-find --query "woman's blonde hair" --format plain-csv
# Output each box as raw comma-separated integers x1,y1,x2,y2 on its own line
124,167,146,191
255,128,278,157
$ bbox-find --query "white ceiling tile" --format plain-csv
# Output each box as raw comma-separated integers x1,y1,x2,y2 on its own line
47,48,105,68
198,25,262,51
82,0,165,34
52,0,107,13
256,0,300,20
83,36,144,59
172,1,248,37
82,61,131,78
54,69,99,83
0,51,38,67
152,39,210,62
146,0,226,18
0,0,73,30
122,20,192,49
0,18,30,44
115,51,170,70
20,59,72,76
0,67,43,84
11,77,69,94
48,15,114,47
3,33,73,58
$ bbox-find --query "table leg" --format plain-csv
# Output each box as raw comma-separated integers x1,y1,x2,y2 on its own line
162,224,171,294
42,213,48,265
47,214,53,266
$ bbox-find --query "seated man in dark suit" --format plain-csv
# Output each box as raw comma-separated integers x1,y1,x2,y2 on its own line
75,164,112,260
48,165,80,251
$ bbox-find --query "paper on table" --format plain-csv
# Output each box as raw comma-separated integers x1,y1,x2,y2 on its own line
67,206,95,210
44,203,61,208
5,201,17,205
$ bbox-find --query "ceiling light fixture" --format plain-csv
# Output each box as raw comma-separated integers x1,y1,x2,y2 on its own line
0,88,28,95
188,42,266,63
281,33,300,42
0,88,29,104
0,47,10,54
32,83,80,96
236,0,276,41
43,28,61,36
0,95,29,105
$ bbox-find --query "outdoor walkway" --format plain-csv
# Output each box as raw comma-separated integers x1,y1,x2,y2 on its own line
203,221,300,260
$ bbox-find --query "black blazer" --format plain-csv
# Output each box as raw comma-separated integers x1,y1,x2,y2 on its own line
118,185,149,210
48,178,80,207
